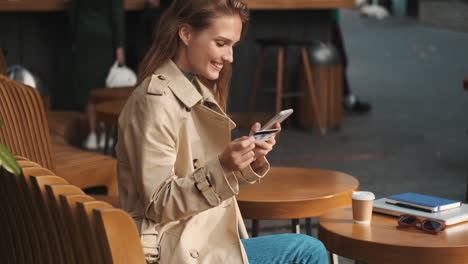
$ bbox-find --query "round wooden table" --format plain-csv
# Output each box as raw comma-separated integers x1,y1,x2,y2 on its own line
318,206,468,264
237,167,359,236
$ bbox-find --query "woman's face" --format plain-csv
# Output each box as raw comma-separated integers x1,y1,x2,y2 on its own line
176,14,242,80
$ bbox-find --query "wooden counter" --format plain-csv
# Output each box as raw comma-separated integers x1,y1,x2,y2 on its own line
244,0,355,9
0,0,145,12
0,0,354,12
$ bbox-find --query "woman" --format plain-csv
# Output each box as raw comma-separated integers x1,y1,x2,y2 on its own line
116,0,328,263
69,0,126,149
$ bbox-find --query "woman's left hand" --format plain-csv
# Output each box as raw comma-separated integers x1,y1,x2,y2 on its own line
248,122,281,160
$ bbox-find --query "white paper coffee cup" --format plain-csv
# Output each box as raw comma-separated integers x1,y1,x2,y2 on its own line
352,191,375,225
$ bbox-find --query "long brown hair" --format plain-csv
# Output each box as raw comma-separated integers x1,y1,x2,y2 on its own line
137,0,249,111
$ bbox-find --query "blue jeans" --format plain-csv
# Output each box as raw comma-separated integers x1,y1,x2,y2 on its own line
242,233,328,264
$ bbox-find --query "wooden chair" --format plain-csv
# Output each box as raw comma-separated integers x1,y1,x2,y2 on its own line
93,208,146,264
1,156,148,263
0,77,118,196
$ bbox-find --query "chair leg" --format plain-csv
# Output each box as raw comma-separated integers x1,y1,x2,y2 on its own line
103,125,112,155
305,217,312,236
466,174,468,202
276,47,285,113
291,218,300,234
329,252,340,264
301,46,325,136
249,47,265,113
251,219,259,237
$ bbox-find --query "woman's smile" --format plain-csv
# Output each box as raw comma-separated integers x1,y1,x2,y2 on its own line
211,61,223,72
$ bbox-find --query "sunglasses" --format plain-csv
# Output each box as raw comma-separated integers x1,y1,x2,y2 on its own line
397,214,446,234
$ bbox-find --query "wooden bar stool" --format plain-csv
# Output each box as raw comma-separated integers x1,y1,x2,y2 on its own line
248,38,326,135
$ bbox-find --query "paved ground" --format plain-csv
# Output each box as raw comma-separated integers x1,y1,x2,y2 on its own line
233,9,468,263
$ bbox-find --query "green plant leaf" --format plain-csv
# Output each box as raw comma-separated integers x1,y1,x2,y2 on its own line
0,143,21,175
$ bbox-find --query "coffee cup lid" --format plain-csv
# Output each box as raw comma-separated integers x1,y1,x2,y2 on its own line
352,191,375,200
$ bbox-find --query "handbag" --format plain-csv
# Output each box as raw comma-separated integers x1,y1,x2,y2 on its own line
105,61,137,88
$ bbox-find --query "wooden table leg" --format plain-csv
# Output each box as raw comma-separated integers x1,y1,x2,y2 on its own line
251,219,259,237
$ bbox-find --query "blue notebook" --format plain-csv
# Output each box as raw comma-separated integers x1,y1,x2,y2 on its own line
385,192,461,213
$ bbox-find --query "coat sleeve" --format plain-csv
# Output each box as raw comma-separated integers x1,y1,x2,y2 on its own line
111,0,126,48
119,92,257,225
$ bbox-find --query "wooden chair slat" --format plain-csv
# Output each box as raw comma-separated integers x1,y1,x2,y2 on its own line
30,175,69,263
77,200,114,263
93,208,146,264
59,194,95,263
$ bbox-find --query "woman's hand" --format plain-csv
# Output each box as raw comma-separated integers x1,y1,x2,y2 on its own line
116,47,125,65
249,122,281,169
218,136,256,174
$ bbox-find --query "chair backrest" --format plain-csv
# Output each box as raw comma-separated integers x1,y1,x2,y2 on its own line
0,77,54,170
21,166,57,264
0,48,6,75
2,156,146,263
0,161,55,264
93,208,146,264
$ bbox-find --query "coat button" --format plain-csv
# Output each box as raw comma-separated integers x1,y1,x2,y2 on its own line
193,159,199,169
158,75,166,80
189,249,199,258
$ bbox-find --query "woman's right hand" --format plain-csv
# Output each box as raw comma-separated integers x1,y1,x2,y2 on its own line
218,136,256,174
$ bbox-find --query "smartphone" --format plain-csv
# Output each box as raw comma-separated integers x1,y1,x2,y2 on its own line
261,109,294,130
253,128,280,142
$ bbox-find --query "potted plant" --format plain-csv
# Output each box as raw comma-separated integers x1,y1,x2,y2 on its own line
0,120,21,175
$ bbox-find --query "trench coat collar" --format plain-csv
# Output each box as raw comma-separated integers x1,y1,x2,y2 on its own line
155,60,203,109
155,60,236,129
193,77,236,130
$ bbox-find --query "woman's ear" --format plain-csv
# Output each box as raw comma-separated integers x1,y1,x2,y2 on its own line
178,24,192,46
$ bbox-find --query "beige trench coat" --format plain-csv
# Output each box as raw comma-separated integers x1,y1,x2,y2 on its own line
116,60,270,264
